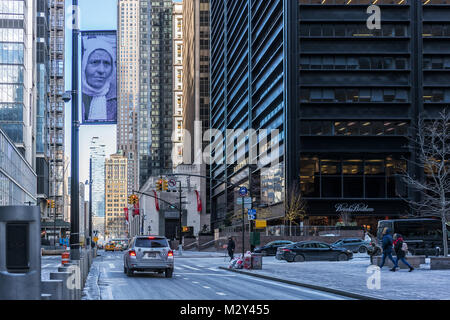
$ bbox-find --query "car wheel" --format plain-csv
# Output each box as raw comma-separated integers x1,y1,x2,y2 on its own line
294,254,305,262
165,268,173,278
126,267,134,277
338,253,349,261
359,246,367,253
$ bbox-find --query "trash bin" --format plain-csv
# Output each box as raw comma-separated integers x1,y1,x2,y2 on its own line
251,253,263,270
0,206,41,300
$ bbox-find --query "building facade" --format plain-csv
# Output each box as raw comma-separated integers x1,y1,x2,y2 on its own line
172,1,183,167
209,0,448,232
139,0,174,186
47,0,66,224
105,153,128,239
0,0,35,166
117,0,140,196
182,0,211,216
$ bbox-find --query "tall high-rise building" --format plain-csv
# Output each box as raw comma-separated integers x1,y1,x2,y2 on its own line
0,0,35,166
117,0,139,195
172,2,183,167
36,0,50,215
182,0,210,216
210,0,450,231
48,0,66,223
139,0,174,186
105,153,128,239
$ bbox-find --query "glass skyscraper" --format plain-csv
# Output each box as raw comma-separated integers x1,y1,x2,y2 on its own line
139,0,174,186
210,0,450,231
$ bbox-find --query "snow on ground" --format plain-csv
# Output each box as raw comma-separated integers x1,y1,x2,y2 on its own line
235,254,450,300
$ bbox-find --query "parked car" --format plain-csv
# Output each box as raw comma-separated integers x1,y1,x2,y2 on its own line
253,240,294,256
331,238,371,253
123,236,174,278
276,241,353,262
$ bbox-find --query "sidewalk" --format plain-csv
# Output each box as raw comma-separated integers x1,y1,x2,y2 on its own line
220,254,450,300
173,250,227,258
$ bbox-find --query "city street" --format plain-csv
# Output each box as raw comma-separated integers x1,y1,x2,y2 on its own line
81,251,352,300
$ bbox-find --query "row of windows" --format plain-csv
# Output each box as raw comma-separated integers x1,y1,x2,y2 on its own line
300,24,408,38
300,56,409,70
300,156,407,199
299,0,410,4
300,88,409,103
299,121,409,136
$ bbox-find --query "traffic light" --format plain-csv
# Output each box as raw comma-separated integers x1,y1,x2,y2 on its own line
156,179,163,191
163,180,168,192
51,200,55,208
46,199,51,207
182,226,189,233
128,194,138,204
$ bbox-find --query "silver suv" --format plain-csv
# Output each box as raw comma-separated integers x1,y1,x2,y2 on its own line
123,236,174,278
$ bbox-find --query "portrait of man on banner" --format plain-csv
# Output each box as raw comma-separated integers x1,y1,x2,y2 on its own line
81,33,117,124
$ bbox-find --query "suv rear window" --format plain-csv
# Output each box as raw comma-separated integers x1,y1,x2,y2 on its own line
135,238,169,248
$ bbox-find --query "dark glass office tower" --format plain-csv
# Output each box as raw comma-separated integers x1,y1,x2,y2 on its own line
210,0,450,231
139,0,174,187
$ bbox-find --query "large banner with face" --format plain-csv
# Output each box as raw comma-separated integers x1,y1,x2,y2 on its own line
81,31,117,125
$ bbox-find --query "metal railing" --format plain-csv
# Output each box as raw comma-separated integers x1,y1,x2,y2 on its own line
222,225,344,237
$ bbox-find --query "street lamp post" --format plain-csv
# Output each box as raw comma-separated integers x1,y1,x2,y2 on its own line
70,0,80,260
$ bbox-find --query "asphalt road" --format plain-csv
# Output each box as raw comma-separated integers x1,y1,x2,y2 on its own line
84,251,353,300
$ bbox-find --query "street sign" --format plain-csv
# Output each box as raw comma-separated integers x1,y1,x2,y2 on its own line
248,209,256,220
239,187,248,197
168,179,177,191
237,197,252,205
255,220,267,229
244,203,252,209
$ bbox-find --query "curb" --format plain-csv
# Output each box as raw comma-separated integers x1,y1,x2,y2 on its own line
218,267,383,301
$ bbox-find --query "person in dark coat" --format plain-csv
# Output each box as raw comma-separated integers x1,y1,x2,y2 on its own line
392,233,414,272
379,227,396,270
227,237,235,261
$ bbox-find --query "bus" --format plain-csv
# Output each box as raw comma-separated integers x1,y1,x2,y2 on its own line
377,218,450,256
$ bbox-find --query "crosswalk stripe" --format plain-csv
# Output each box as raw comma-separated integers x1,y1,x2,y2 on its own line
182,265,200,271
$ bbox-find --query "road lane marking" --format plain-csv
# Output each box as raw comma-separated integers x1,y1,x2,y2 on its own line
178,273,236,277
203,286,211,289
192,281,200,284
182,265,200,271
246,277,347,300
216,292,226,296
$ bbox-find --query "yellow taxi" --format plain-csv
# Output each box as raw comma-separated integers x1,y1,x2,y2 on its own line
105,242,116,251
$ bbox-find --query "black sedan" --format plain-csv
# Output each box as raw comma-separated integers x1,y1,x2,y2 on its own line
275,241,353,262
253,240,294,256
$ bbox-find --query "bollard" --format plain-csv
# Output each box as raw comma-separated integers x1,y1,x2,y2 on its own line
68,261,82,300
61,263,79,300
41,279,63,300
50,272,71,300
41,293,52,300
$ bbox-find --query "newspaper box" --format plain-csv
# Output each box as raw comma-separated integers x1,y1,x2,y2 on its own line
251,253,263,270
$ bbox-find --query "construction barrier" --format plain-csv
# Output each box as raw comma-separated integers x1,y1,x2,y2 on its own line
61,252,70,266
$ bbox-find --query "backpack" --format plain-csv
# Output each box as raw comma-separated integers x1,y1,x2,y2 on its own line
401,242,408,252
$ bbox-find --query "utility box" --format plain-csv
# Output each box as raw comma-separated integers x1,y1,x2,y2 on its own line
0,206,41,300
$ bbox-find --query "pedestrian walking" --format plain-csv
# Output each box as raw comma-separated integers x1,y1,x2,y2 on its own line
378,228,397,270
227,237,235,261
392,233,414,272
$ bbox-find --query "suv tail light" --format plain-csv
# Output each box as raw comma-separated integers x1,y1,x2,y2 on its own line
282,248,291,252
129,250,136,257
168,250,174,257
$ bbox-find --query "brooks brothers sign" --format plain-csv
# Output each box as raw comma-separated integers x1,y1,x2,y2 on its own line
335,203,375,213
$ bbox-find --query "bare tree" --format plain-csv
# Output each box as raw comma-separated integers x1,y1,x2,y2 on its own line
283,184,307,236
337,212,353,227
401,109,450,256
